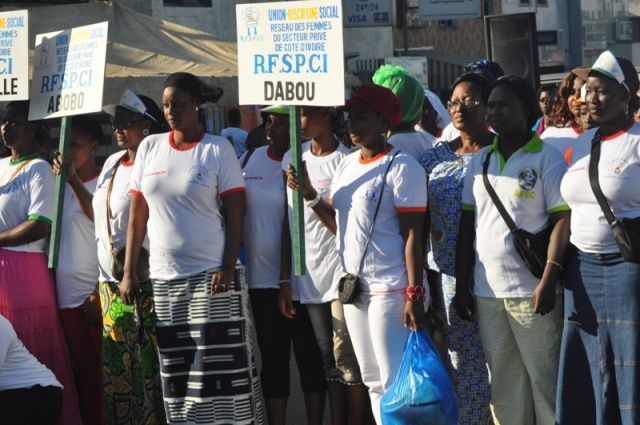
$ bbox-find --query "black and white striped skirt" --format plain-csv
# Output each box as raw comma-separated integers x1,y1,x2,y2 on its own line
153,267,265,424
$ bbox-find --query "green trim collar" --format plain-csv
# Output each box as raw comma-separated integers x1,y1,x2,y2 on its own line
9,153,39,166
486,134,543,171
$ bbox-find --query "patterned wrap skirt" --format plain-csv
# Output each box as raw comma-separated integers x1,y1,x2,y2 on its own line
153,267,265,424
100,280,166,425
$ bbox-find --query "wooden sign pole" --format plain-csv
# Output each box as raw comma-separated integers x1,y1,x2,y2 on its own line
289,106,306,276
47,116,71,268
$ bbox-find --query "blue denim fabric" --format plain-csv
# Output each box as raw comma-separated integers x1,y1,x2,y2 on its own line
556,248,640,425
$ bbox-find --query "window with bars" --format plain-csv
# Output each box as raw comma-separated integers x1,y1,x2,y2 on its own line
163,0,212,7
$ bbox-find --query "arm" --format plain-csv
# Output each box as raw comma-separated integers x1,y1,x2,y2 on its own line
454,210,476,320
533,210,571,315
286,163,337,234
278,173,296,319
211,191,246,295
400,212,427,330
0,220,50,247
52,154,94,221
121,193,149,304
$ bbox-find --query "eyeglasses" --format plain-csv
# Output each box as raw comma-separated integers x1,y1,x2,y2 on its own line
112,119,146,131
447,99,482,110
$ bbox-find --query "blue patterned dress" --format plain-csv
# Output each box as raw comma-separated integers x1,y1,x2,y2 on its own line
420,142,491,425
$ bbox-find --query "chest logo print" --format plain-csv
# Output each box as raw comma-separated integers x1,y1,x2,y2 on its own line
517,166,538,191
188,165,210,186
607,158,629,175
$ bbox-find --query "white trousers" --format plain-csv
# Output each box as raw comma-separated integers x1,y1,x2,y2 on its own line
343,291,410,424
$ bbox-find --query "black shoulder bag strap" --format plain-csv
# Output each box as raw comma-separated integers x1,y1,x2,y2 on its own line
241,148,256,169
587,130,618,225
482,151,518,232
356,150,400,275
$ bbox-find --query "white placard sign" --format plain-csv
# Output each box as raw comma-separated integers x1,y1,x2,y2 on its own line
236,0,345,106
29,21,108,120
0,10,28,100
419,0,481,21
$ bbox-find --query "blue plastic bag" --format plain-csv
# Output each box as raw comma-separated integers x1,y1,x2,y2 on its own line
380,329,459,425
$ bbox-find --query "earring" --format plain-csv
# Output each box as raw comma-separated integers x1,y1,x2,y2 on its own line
195,107,199,111
624,103,629,116
143,128,150,136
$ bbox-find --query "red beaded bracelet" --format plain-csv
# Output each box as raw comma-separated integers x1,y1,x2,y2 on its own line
405,285,426,302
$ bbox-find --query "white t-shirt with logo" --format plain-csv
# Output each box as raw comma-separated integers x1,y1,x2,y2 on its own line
282,141,350,303
221,127,249,158
56,175,99,309
0,315,61,391
93,152,151,283
540,126,582,158
461,135,569,298
388,130,432,162
0,156,54,253
331,146,427,293
130,131,246,280
561,123,640,253
243,146,286,290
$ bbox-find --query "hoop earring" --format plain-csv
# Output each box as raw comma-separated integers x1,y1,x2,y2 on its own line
143,128,150,136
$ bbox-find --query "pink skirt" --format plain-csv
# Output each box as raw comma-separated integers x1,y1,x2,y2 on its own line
0,248,82,425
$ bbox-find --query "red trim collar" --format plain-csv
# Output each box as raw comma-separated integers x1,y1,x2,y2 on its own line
81,170,101,183
602,121,634,141
359,144,394,164
169,130,205,151
571,125,582,135
120,154,134,167
266,146,283,161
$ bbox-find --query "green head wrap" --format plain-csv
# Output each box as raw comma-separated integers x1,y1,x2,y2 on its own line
372,64,425,124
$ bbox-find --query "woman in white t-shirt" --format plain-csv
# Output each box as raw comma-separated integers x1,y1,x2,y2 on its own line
279,105,370,424
457,76,570,425
558,52,640,425
288,84,428,424
0,101,82,424
94,91,167,425
540,68,588,156
372,65,429,161
123,72,263,424
243,105,326,425
0,314,63,425
51,115,102,425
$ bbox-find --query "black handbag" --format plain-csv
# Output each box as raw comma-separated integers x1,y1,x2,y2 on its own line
482,152,551,278
338,151,399,304
106,156,150,282
588,130,640,264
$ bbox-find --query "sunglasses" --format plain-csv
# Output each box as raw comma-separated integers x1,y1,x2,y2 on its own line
112,119,146,131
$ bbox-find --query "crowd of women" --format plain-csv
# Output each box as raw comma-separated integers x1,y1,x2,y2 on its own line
0,47,639,425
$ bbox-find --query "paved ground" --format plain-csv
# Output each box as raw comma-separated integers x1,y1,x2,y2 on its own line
253,334,331,424
286,356,332,424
